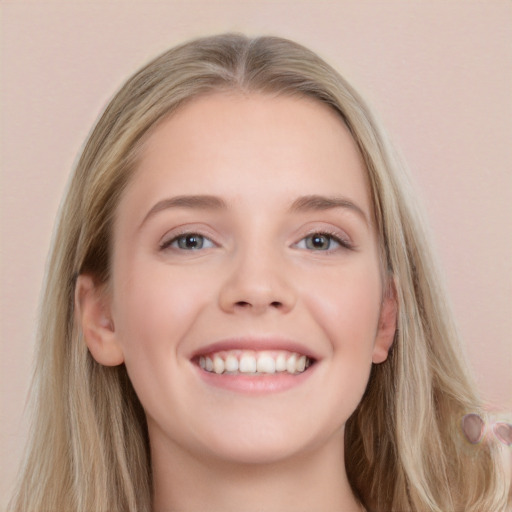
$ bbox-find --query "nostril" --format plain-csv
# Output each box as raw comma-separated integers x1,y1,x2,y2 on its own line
233,300,283,309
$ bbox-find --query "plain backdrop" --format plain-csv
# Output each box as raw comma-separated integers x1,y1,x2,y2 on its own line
1,1,511,507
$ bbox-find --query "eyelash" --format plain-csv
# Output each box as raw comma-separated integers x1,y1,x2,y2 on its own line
295,230,353,252
159,231,216,251
159,229,353,253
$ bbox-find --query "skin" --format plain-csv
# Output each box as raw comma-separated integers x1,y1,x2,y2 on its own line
76,92,396,512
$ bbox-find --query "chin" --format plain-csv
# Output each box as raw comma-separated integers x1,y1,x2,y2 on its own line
190,414,340,467
202,437,312,466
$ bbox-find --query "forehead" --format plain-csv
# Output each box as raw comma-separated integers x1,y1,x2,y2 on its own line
119,91,372,218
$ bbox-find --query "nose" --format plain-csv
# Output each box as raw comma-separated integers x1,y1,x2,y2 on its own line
218,246,297,315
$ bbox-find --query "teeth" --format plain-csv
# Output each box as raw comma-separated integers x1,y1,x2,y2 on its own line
213,355,225,374
256,354,276,374
239,354,257,373
225,354,239,372
275,353,287,372
198,350,312,376
286,354,297,374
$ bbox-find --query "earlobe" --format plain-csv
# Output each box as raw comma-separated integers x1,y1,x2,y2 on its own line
372,279,398,364
75,274,124,366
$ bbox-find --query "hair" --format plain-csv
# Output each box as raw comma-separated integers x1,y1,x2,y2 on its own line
9,33,510,512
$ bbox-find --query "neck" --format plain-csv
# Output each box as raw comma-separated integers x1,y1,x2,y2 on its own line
151,431,363,512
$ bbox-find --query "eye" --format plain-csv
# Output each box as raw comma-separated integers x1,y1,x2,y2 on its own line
161,233,215,251
296,232,349,251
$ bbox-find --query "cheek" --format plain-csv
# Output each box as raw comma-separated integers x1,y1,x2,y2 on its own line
294,267,380,436
109,261,218,422
111,259,215,358
302,264,382,351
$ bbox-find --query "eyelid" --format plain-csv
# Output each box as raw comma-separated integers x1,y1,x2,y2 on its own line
158,224,354,252
294,227,354,251
165,234,215,251
159,226,218,251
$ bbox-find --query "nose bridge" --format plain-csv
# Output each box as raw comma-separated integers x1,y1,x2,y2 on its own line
218,236,296,314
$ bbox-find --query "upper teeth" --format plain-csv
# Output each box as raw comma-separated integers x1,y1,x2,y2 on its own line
198,350,311,375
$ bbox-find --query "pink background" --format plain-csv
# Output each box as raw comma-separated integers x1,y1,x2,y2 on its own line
1,1,511,506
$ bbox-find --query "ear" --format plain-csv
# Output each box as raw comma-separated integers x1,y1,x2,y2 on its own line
75,274,124,366
372,279,398,364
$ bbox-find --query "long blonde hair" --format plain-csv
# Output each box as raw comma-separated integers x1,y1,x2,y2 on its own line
9,33,510,512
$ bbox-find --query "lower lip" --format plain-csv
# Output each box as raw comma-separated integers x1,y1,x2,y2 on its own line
195,365,315,394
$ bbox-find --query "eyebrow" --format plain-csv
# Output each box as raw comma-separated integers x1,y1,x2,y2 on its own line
289,195,370,226
140,195,227,228
140,193,369,228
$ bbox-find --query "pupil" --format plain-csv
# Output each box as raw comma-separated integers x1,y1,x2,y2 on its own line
179,234,202,249
186,235,198,248
311,235,328,249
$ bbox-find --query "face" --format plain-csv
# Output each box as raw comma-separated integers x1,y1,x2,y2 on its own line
79,92,396,467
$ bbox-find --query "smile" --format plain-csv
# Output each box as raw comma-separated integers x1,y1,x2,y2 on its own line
198,350,313,375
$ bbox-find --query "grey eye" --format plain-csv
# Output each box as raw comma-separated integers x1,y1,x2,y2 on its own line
164,233,215,251
179,234,204,249
297,233,341,251
305,234,333,250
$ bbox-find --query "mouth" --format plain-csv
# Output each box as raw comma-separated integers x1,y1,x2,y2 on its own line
196,349,314,376
190,339,319,393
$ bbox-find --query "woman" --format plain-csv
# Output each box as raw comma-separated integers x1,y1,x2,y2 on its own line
8,33,510,511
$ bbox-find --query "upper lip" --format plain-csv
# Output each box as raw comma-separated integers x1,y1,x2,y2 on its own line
189,336,320,361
